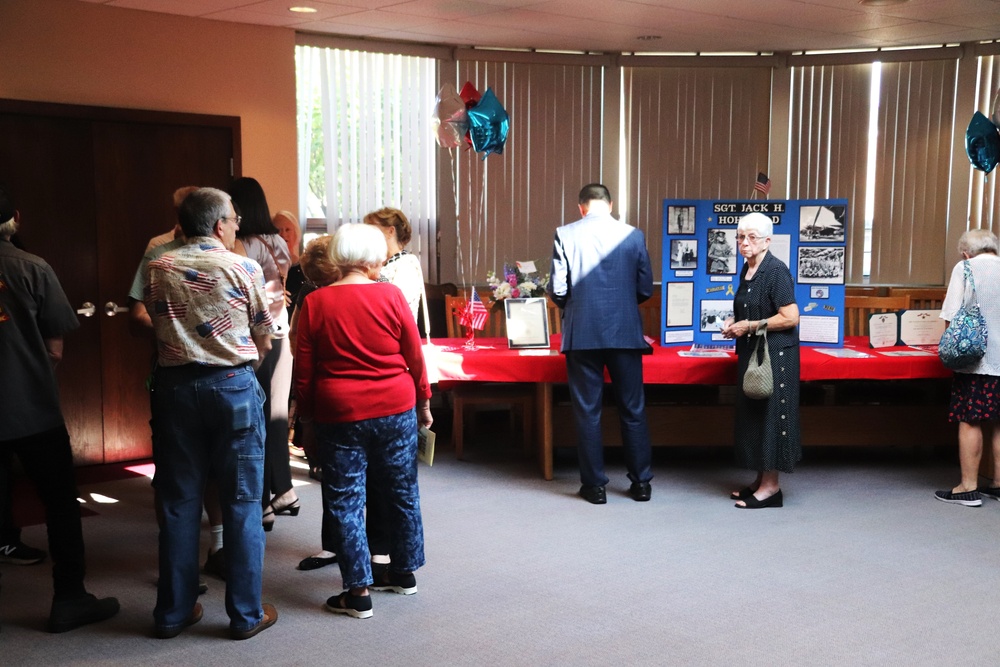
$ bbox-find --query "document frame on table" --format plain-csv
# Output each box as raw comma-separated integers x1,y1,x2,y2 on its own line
503,297,550,349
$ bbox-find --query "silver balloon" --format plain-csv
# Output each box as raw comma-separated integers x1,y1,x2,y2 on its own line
432,83,468,149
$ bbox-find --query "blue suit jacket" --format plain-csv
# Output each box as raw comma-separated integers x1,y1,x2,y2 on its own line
547,211,653,351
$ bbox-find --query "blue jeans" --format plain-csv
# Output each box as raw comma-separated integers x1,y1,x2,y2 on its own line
150,363,266,633
317,410,425,590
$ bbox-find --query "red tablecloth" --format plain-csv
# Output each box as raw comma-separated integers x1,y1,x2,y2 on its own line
429,335,950,385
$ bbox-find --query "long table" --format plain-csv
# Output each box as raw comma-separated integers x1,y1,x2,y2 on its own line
430,336,954,480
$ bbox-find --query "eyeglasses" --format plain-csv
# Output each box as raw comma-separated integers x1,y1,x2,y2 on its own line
222,215,242,225
735,233,763,243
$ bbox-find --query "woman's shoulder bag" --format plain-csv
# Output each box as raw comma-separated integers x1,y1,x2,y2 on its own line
743,321,773,400
938,260,988,371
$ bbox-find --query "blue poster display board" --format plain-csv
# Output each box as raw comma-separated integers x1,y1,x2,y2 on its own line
659,198,848,348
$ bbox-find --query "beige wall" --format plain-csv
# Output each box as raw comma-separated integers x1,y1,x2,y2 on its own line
0,0,298,212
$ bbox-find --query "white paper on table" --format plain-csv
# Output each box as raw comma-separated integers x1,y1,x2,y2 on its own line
799,315,840,344
899,309,946,346
868,312,898,348
814,347,872,358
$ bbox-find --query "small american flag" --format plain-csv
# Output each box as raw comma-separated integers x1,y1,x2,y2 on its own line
196,314,234,338
235,336,258,355
182,268,217,292
461,288,489,331
754,172,771,195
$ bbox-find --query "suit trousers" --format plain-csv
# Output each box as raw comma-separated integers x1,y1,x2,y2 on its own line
565,349,653,487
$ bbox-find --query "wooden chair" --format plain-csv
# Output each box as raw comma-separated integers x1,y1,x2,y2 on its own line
442,293,534,459
546,299,562,335
843,295,911,338
638,298,661,340
886,287,946,310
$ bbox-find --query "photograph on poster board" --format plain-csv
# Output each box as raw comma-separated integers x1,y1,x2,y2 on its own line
798,246,845,284
810,286,829,299
799,205,846,242
699,299,734,332
706,228,736,275
669,239,698,270
667,205,696,234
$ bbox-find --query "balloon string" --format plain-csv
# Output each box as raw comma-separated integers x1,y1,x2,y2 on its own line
450,148,466,290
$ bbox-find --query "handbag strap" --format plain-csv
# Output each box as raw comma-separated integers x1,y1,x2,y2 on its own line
962,259,979,308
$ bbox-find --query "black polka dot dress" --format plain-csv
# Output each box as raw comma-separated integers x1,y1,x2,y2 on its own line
733,251,802,473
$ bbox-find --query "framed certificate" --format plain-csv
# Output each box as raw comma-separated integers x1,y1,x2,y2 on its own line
504,297,550,348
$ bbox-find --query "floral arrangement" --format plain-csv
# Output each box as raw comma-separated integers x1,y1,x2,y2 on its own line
486,261,549,301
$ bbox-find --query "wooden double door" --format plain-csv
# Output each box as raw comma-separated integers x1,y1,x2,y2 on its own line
0,99,241,465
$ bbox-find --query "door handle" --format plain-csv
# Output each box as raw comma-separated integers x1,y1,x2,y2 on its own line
104,301,129,317
77,301,96,317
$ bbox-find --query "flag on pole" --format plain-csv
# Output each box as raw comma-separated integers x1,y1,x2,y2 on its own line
460,288,489,330
754,172,771,195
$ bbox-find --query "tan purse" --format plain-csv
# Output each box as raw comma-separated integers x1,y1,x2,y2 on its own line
742,322,772,400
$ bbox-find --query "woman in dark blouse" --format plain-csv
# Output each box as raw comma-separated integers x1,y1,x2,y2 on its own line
721,212,801,509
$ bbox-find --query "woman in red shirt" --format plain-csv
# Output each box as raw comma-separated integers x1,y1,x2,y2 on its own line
295,223,432,619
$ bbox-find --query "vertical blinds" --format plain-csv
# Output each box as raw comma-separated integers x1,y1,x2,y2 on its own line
788,63,872,282
871,59,958,285
622,66,772,277
451,60,604,289
299,46,437,277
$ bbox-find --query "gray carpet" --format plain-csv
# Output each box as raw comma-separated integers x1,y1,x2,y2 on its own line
2,437,997,666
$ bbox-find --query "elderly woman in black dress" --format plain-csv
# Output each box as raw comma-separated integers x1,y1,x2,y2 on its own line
721,212,800,509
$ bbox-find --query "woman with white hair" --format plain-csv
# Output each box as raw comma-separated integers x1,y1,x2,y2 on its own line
721,212,801,509
934,229,1000,507
294,223,432,619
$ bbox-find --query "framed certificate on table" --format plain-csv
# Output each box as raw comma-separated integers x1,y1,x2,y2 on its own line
504,297,550,348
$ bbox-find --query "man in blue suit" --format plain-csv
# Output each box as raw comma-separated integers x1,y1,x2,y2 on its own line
548,184,654,504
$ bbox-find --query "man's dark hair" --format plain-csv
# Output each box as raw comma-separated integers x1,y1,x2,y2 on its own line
0,183,15,224
178,188,231,239
579,183,612,205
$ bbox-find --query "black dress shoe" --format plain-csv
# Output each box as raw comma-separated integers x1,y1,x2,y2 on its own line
629,481,652,502
579,485,607,504
48,593,120,633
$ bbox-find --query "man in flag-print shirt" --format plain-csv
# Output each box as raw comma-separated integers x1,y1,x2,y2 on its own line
145,187,279,640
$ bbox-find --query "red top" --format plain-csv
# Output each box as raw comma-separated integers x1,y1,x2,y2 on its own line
295,282,431,424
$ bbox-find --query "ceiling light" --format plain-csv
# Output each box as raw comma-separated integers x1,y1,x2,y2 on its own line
858,0,909,7
289,6,319,13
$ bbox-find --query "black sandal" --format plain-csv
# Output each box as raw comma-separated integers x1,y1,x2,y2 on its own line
730,487,755,501
735,489,783,509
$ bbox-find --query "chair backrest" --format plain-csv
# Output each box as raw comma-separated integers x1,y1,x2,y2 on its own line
886,287,945,310
546,299,562,335
638,298,661,340
444,294,506,338
843,294,911,338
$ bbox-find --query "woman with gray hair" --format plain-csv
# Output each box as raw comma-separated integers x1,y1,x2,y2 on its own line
721,212,801,509
294,223,432,619
934,229,1000,507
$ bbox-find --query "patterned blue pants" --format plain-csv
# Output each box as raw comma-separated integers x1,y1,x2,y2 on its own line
316,409,425,589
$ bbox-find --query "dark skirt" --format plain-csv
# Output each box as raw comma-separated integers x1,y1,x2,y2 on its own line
948,373,1000,423
733,342,802,473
